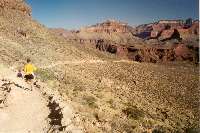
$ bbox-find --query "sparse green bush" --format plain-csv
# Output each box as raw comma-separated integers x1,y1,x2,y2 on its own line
107,99,116,109
186,127,200,133
111,118,137,133
36,68,56,81
122,106,145,120
152,127,166,133
83,96,98,108
73,87,83,92
107,99,114,105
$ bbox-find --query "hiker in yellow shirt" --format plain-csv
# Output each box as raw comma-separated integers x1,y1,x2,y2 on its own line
24,58,37,82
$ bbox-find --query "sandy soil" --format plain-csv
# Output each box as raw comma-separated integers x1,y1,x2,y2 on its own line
0,65,83,133
0,83,49,133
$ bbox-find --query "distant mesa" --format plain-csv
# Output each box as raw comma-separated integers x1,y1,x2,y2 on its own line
80,19,132,34
158,19,184,24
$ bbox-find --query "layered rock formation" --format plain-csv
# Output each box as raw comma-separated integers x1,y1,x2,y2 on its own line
52,20,141,45
135,24,153,38
135,19,199,40
52,19,199,64
81,20,132,34
95,40,198,63
158,29,181,41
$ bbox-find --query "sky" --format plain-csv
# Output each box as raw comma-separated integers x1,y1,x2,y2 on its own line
26,0,199,30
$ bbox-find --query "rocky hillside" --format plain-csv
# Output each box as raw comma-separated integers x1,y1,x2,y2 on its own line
0,0,199,133
0,0,108,67
0,0,31,15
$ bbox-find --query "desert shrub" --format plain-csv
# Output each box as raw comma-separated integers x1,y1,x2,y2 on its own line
152,129,165,133
107,99,116,109
107,99,114,105
186,128,200,133
73,87,83,92
111,118,137,133
151,125,173,133
122,106,145,120
83,96,98,108
36,68,56,81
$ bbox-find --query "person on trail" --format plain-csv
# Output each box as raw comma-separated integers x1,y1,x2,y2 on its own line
17,69,23,78
24,58,37,82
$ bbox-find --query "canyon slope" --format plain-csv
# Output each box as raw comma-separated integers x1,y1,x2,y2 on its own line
0,0,199,132
53,19,199,64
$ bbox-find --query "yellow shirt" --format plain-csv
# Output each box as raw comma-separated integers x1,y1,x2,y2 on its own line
24,63,37,75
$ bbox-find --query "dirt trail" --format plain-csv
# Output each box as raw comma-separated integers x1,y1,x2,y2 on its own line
0,83,49,133
0,59,135,132
0,65,83,133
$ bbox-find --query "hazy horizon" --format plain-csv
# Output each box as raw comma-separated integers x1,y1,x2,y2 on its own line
26,0,199,30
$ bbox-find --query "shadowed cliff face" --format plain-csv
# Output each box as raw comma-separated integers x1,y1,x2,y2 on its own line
95,40,199,63
0,0,31,15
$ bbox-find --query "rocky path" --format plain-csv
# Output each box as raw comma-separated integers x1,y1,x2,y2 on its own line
0,81,49,133
0,65,83,133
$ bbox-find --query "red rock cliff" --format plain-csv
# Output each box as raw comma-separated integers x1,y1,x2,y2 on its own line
81,20,132,33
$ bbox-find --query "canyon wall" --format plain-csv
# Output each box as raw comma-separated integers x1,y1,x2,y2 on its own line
52,19,199,64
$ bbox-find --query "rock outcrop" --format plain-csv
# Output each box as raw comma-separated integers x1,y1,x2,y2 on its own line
175,44,199,62
151,20,183,35
0,0,31,15
134,24,153,38
158,29,181,41
94,39,199,63
135,20,199,41
135,20,183,39
81,20,132,34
